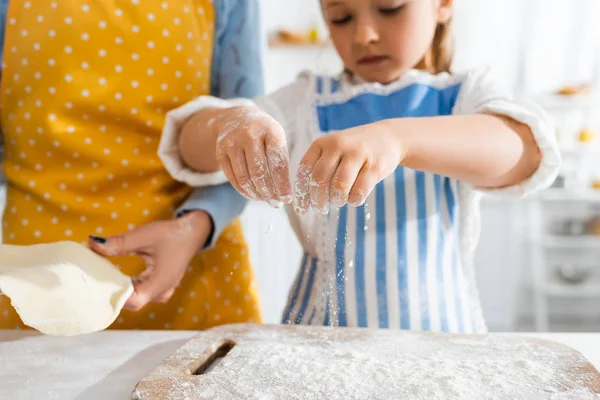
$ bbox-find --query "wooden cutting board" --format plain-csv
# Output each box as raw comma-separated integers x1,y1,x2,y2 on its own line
132,324,600,399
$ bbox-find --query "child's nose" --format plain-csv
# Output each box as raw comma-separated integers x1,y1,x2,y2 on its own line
354,20,379,45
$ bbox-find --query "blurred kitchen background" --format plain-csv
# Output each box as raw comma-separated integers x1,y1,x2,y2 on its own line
3,0,600,332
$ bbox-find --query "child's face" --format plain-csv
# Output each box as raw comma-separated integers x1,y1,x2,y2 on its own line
321,0,453,84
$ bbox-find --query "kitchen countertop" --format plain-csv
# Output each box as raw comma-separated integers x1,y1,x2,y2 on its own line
0,329,599,399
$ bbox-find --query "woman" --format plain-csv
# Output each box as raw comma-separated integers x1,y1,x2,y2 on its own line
0,0,262,330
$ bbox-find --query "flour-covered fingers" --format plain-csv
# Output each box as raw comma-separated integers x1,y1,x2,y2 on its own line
231,150,261,200
294,145,322,215
329,157,364,208
245,142,279,206
265,133,292,204
217,151,251,199
348,164,380,207
310,151,341,214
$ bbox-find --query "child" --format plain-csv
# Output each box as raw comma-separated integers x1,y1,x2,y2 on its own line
160,0,560,333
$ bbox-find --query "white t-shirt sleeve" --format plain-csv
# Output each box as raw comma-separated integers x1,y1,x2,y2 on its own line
158,76,309,187
452,67,561,197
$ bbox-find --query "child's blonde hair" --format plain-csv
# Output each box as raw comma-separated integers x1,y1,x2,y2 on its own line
419,18,454,73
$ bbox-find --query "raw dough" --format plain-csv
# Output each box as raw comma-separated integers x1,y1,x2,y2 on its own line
0,241,133,336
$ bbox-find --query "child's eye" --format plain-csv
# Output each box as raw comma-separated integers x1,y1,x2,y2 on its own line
379,5,405,15
331,15,352,25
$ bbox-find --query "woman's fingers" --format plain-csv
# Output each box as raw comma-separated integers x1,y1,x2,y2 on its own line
124,254,187,311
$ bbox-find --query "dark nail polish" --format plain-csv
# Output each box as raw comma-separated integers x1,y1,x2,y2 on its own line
89,235,107,244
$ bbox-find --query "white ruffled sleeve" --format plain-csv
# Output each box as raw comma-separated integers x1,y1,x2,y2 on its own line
452,67,561,197
252,74,311,159
158,76,309,187
159,96,255,187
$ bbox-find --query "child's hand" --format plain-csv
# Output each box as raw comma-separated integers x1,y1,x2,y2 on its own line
215,106,292,207
294,121,404,215
88,211,212,311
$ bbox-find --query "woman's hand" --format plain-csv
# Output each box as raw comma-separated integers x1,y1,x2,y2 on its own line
215,106,292,207
294,121,405,215
88,211,212,311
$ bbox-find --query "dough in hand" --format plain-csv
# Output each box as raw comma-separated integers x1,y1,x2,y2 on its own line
0,241,133,336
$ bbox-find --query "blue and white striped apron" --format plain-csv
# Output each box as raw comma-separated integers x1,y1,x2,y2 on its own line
282,75,478,333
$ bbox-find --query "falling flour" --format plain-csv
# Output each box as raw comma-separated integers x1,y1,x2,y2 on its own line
132,324,600,400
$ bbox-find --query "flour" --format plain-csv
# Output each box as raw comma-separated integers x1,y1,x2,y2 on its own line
293,164,319,216
216,109,266,201
330,187,346,207
133,325,600,400
216,107,290,206
264,144,292,204
215,108,268,147
267,199,283,208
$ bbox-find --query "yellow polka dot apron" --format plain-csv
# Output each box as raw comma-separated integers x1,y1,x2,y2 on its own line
0,0,262,330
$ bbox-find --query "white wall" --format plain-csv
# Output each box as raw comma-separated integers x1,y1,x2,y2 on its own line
261,0,600,93
241,204,302,324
